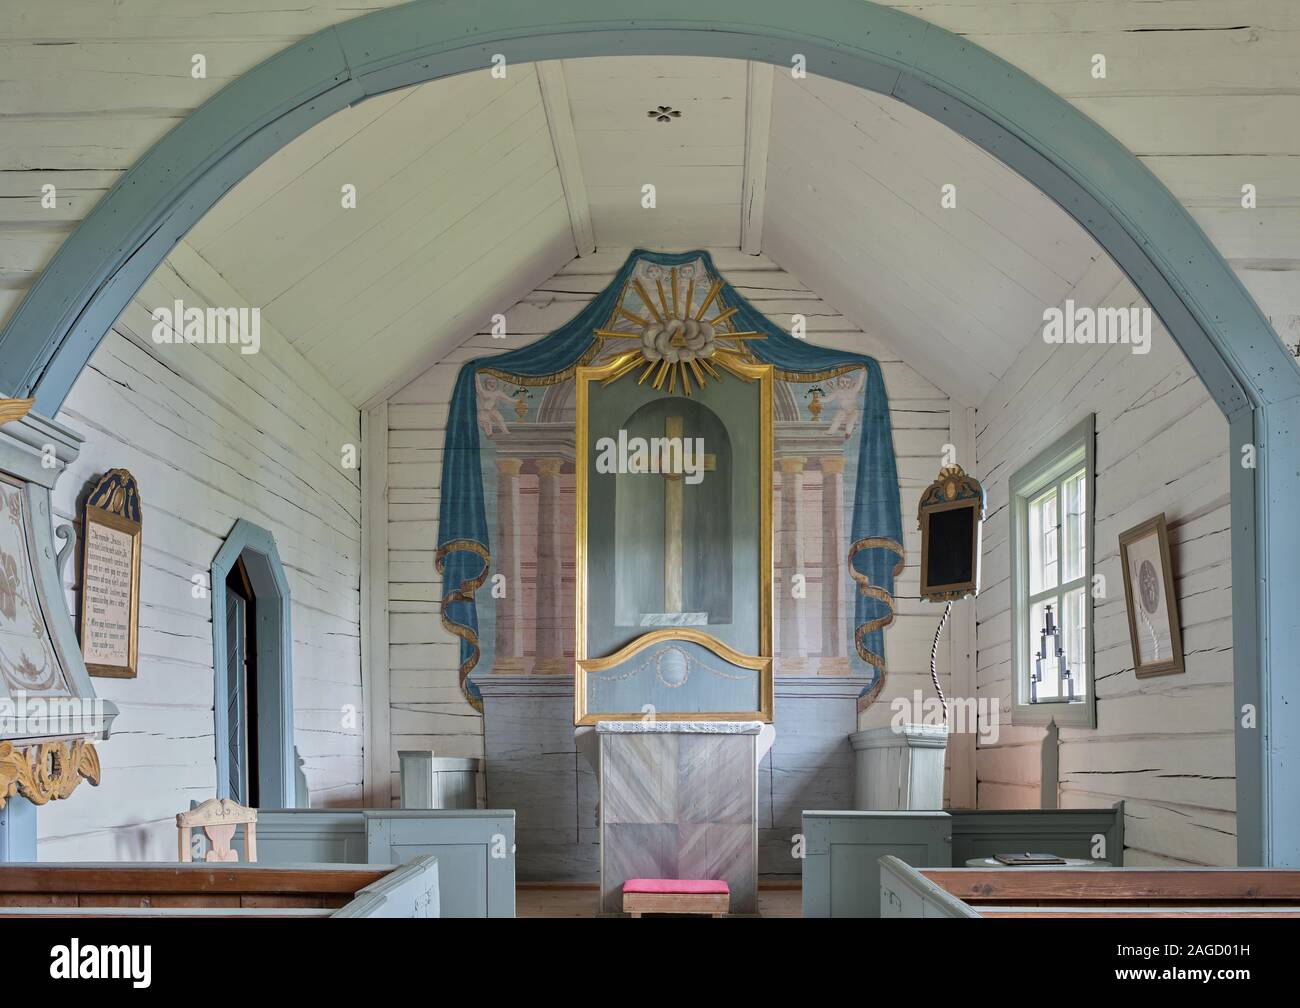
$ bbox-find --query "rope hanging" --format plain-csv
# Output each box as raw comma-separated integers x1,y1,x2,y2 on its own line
929,600,952,724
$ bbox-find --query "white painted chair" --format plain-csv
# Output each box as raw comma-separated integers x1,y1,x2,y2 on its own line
177,797,258,863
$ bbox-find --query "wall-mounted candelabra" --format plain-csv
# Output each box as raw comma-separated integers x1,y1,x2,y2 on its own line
1030,603,1076,704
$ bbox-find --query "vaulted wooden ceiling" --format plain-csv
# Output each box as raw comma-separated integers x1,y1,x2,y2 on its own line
182,56,1103,407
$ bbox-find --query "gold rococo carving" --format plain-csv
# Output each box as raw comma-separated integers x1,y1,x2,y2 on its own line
0,738,101,809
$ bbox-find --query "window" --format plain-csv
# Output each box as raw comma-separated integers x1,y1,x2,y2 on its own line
1010,415,1096,727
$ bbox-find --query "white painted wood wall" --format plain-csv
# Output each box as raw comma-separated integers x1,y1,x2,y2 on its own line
974,256,1236,866
373,249,966,807
3,1,1295,372
37,241,363,860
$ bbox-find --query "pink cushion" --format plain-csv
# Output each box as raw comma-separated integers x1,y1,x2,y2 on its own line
623,878,730,895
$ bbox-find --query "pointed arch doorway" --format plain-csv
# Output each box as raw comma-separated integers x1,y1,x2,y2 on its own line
211,519,296,807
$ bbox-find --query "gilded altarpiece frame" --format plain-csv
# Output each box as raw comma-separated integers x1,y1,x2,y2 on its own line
574,350,774,724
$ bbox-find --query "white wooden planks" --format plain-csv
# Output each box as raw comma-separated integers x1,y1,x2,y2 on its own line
37,244,363,860
974,255,1236,861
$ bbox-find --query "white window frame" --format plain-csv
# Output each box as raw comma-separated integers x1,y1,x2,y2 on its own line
1009,414,1096,728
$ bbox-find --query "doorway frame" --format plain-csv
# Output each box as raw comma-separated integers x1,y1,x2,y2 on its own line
211,519,296,807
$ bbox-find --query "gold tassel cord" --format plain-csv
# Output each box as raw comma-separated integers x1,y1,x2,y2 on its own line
435,539,493,714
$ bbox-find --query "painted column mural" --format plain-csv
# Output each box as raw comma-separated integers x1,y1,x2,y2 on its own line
437,250,903,712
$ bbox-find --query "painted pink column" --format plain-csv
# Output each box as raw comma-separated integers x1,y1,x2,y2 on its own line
533,457,566,672
778,456,806,672
493,457,525,671
819,456,849,672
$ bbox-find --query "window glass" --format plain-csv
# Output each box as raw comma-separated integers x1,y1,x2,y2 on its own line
1062,585,1088,700
1062,467,1087,584
1028,598,1056,701
1028,487,1058,595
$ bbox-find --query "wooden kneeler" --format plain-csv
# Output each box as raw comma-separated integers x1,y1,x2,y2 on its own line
623,879,730,918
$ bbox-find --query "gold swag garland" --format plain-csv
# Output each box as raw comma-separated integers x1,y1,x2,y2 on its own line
435,538,492,713
848,537,907,711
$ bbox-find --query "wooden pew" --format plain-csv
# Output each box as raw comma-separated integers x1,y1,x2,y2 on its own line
245,808,515,917
879,856,1300,918
0,857,440,918
801,805,1125,917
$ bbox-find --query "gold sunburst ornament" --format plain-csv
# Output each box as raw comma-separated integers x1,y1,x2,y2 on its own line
592,267,765,394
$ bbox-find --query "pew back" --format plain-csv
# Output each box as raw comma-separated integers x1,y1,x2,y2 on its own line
0,858,440,918
248,808,515,918
802,804,1125,917
879,856,1300,918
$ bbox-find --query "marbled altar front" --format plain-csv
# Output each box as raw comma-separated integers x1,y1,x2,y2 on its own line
598,722,758,914
478,674,867,882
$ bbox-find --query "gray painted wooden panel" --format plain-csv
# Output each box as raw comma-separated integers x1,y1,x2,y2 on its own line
761,677,868,877
879,855,977,919
399,752,479,809
245,809,368,864
949,805,1124,866
366,810,515,918
333,854,441,918
479,676,598,881
801,811,952,918
251,807,515,917
802,806,1124,916
0,798,38,863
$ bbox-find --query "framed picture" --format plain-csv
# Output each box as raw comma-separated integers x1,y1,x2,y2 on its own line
917,463,985,602
1118,513,1184,678
78,469,142,678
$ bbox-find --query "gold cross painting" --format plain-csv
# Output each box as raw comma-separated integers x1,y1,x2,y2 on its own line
469,251,881,719
577,261,773,673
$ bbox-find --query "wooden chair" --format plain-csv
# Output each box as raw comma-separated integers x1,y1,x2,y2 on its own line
177,798,257,863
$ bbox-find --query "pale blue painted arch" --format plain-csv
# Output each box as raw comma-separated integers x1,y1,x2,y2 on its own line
211,518,296,808
0,0,1292,864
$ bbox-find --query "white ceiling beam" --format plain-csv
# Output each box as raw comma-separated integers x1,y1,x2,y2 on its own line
536,60,596,256
740,61,775,255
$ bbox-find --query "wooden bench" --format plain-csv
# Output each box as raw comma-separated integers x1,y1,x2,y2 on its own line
879,856,1300,918
622,878,730,917
0,858,440,918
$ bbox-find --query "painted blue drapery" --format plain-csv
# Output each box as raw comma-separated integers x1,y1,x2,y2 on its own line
437,250,903,710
